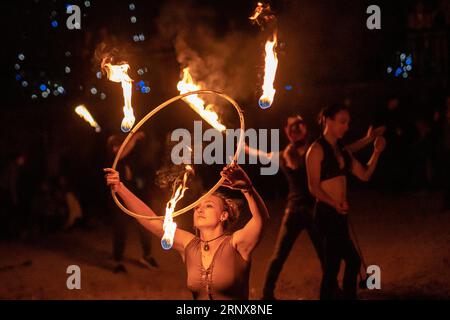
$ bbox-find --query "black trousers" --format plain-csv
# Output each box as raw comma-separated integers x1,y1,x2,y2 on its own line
262,199,324,298
314,202,361,300
112,206,152,262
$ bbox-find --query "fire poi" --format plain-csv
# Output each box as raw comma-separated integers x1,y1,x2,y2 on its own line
161,165,194,250
101,59,136,132
249,2,279,109
258,32,279,109
74,105,101,132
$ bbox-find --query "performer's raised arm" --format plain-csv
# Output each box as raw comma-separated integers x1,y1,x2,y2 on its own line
345,125,386,153
348,136,386,182
104,168,194,253
220,164,269,260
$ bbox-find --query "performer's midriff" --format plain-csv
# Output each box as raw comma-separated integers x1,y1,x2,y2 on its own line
184,235,250,300
316,135,351,205
320,176,346,205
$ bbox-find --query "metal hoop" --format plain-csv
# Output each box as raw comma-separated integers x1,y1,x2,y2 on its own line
111,90,245,220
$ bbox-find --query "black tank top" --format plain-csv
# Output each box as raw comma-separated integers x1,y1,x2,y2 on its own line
315,136,352,182
281,143,314,203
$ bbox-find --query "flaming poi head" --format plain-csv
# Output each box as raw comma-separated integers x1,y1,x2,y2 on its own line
101,59,136,132
176,67,226,132
259,32,278,109
161,165,195,250
75,105,101,132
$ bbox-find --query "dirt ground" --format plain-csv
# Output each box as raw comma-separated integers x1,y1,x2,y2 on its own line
1,190,449,300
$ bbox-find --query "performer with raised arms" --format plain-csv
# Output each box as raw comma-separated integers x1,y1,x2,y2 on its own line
104,163,269,300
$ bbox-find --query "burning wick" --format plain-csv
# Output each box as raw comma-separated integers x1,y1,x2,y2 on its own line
75,105,101,132
249,2,264,23
258,32,278,109
102,60,136,132
161,165,194,250
176,67,226,132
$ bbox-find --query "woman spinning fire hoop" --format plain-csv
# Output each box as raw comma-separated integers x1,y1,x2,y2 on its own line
104,163,269,300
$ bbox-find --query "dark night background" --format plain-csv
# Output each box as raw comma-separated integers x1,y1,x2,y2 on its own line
0,0,449,299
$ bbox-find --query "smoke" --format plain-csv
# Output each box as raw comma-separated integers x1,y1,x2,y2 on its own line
94,41,131,76
157,0,259,103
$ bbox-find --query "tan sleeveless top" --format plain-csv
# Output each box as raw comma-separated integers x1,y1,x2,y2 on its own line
184,234,250,300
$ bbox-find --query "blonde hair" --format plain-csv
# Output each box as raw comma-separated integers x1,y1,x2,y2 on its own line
211,191,240,230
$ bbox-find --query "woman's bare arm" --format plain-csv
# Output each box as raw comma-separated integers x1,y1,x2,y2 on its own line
104,168,194,253
220,164,269,260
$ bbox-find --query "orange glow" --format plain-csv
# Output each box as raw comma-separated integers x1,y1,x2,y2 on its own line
161,165,194,250
75,105,101,132
249,2,264,22
176,67,226,132
258,32,278,109
102,60,135,132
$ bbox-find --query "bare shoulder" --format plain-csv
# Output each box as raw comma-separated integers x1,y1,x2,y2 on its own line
307,141,323,158
173,228,196,253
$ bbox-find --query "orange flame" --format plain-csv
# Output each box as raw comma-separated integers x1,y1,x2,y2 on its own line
75,105,101,132
249,2,264,23
161,165,194,250
176,67,226,132
249,2,275,29
258,32,278,109
102,61,135,132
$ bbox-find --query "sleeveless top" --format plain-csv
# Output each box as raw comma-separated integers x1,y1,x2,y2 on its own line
281,143,314,204
184,235,250,300
315,136,352,182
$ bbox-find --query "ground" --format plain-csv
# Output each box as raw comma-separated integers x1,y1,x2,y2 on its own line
0,190,449,300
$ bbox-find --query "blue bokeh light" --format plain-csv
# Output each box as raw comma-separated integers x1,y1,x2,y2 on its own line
405,57,412,65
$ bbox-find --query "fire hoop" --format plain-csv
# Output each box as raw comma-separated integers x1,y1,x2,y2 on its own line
111,90,245,220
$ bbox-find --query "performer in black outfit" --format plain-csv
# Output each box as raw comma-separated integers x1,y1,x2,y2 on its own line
306,104,386,299
247,115,384,299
